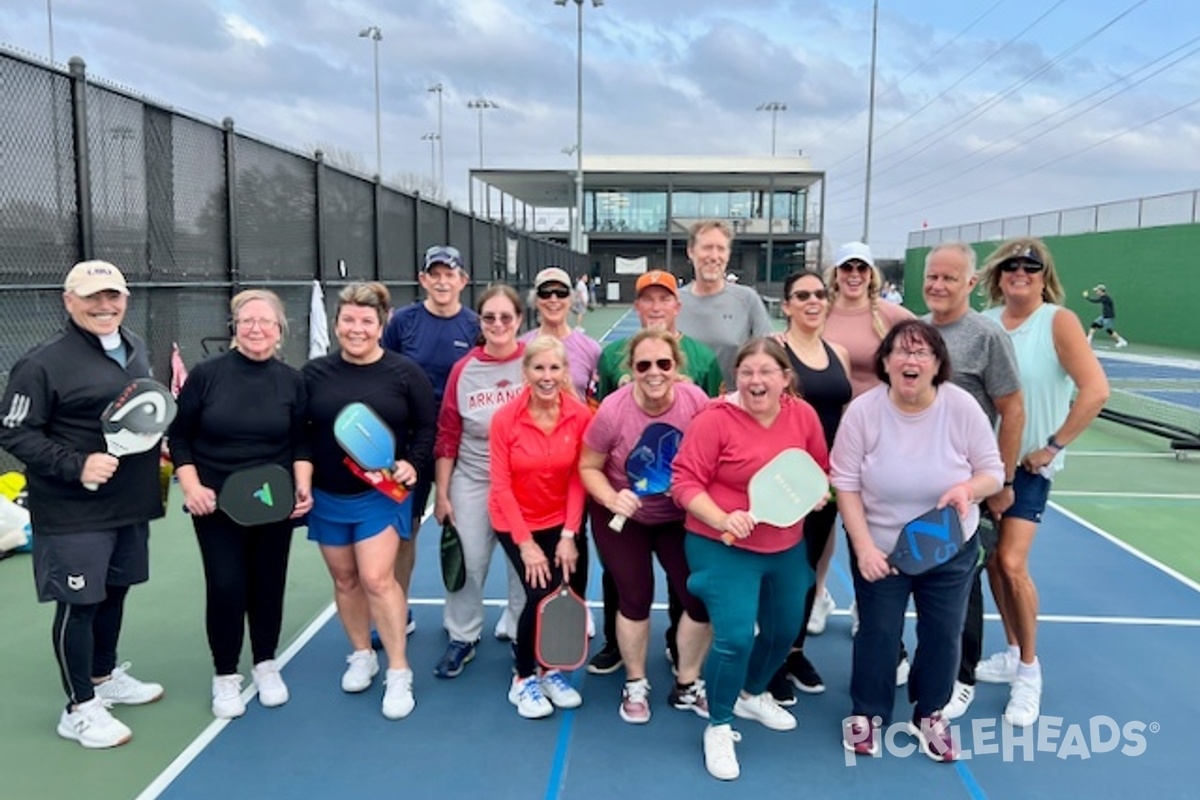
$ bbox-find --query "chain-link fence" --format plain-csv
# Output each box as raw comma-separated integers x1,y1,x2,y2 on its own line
1,49,582,471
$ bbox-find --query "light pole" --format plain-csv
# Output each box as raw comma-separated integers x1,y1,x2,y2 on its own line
756,101,787,156
46,0,55,63
428,82,444,196
420,132,440,190
555,0,603,253
358,25,382,179
862,0,879,243
466,98,498,168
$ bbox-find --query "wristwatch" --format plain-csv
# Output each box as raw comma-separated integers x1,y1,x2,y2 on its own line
1046,435,1064,453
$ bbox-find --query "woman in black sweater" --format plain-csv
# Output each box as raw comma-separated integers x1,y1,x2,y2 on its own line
169,289,311,719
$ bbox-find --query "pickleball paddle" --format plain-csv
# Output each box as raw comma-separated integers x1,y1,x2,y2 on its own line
534,581,589,671
722,448,828,545
888,505,965,575
84,378,177,491
440,519,466,592
218,464,295,526
609,422,683,532
334,402,409,502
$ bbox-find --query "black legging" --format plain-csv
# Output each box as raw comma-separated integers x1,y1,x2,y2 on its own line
793,501,838,649
52,583,129,708
193,510,293,675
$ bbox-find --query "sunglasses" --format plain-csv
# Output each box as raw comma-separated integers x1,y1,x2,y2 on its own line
838,262,872,274
788,289,828,302
536,287,572,299
998,259,1044,274
481,312,516,325
634,358,674,373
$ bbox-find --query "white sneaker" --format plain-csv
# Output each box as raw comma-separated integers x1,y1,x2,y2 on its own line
252,660,289,708
1115,338,1128,348
807,589,835,635
733,691,796,731
212,674,246,719
1004,673,1042,727
586,607,596,639
941,680,975,720
703,724,742,780
509,675,553,719
493,614,511,642
849,600,860,637
539,670,582,709
57,697,133,749
895,656,911,687
975,650,1018,684
342,649,379,693
93,662,164,705
382,668,415,720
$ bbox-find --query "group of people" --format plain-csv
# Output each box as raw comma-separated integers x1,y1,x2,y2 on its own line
0,223,1110,784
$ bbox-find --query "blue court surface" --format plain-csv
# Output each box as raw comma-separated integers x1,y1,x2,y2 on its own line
144,501,1200,800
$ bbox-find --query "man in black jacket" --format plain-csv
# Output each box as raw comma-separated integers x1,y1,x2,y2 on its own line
0,260,166,749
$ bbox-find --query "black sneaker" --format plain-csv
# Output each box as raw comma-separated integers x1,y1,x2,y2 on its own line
785,651,826,694
586,642,623,675
767,667,796,707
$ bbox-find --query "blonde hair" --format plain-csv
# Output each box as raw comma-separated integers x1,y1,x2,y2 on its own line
230,289,288,352
523,334,575,395
979,237,1063,306
337,282,390,325
688,219,735,246
824,262,889,340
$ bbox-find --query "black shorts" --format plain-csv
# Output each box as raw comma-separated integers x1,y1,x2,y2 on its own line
33,522,150,604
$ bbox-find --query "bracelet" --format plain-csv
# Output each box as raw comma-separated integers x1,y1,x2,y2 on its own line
559,530,576,540
1003,480,1014,488
1046,434,1064,453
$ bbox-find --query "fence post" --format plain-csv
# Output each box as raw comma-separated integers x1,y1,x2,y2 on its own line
67,56,93,260
374,179,383,282
314,150,327,283
222,117,239,291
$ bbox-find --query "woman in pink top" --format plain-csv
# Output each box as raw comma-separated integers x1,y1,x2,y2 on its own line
520,267,601,403
580,329,712,726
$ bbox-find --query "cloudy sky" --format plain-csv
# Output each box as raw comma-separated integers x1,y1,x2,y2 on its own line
3,0,1199,257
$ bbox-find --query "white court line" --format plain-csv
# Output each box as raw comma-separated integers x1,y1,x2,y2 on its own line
1052,490,1200,500
1067,451,1185,458
815,609,1200,627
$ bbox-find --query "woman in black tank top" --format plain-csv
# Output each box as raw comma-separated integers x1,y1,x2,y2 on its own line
769,270,852,702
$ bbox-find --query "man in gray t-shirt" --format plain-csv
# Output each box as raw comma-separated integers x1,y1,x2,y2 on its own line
922,240,1025,721
676,220,773,387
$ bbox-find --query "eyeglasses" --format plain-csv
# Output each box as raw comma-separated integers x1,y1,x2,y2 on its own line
634,358,674,373
998,259,1044,274
788,289,828,302
736,367,784,381
893,349,935,362
838,262,872,274
537,287,572,299
481,312,516,326
235,318,278,330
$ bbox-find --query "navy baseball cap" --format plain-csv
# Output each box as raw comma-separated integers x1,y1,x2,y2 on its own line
423,245,464,271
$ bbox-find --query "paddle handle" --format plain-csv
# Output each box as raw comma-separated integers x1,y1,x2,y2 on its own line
608,512,628,532
83,481,98,492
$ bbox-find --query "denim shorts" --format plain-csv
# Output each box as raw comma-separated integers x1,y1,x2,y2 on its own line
1002,468,1052,524
306,488,412,546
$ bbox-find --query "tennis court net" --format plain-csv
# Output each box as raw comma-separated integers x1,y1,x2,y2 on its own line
1095,352,1200,451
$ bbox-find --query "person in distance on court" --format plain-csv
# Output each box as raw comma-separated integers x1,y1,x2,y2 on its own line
572,272,591,328
588,270,721,678
831,319,1004,762
489,336,592,719
301,282,436,720
676,220,774,389
1082,284,1129,348
382,245,480,636
0,260,165,749
975,239,1109,727
169,290,311,719
579,329,712,724
670,338,829,781
433,285,529,680
766,270,852,703
920,242,1025,721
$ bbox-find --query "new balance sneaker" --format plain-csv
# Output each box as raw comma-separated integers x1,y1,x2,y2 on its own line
703,724,742,781
842,715,879,756
896,656,911,687
767,667,796,707
908,711,957,762
1004,673,1042,727
509,675,553,719
733,691,797,731
807,589,835,635
669,679,710,719
433,639,477,679
975,650,1018,684
539,670,582,709
93,662,164,705
212,674,246,719
342,649,379,693
619,678,651,724
382,668,415,720
57,697,133,749
586,642,623,675
941,680,975,720
252,660,289,708
785,650,826,694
